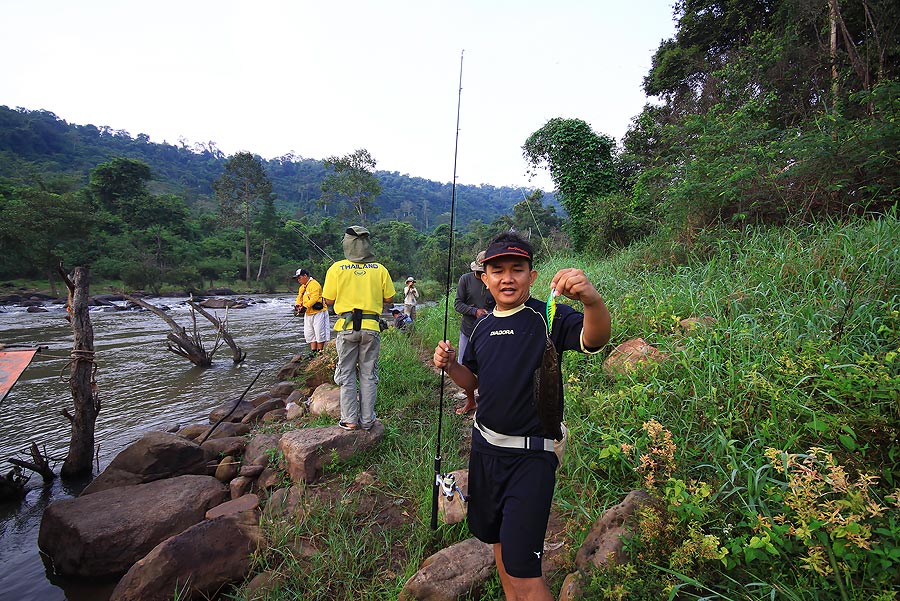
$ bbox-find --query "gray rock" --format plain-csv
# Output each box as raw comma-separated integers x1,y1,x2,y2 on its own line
206,493,260,520
200,436,248,461
576,489,652,569
262,408,287,423
109,512,260,601
307,383,341,418
285,401,307,421
176,423,208,440
197,421,251,441
269,381,295,398
243,434,282,467
209,400,255,423
399,537,494,601
230,476,254,500
248,392,275,407
285,389,307,404
238,464,265,478
38,475,227,579
240,398,285,425
279,422,384,484
81,432,207,495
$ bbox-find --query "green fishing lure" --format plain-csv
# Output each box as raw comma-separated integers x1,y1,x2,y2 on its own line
546,287,558,334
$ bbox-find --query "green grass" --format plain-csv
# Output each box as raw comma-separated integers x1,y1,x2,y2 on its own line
230,326,478,600
230,213,900,599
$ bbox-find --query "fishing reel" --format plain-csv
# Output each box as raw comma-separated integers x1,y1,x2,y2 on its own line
436,473,468,502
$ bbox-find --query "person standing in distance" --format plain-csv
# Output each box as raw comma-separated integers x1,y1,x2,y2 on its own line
452,250,494,415
293,268,330,356
403,276,419,320
322,226,396,431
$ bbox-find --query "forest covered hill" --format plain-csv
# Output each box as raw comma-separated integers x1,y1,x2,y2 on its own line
0,105,552,230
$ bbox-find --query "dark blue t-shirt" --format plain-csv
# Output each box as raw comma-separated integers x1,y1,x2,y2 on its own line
463,296,586,449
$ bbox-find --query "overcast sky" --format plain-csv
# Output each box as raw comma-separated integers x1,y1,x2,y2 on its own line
1,1,676,191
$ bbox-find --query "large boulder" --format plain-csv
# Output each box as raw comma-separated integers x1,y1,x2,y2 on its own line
39,475,228,579
575,489,652,569
307,383,341,418
109,512,260,601
399,537,494,601
279,422,385,484
81,431,207,495
200,298,247,309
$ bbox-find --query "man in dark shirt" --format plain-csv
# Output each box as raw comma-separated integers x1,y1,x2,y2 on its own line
452,250,494,414
433,232,611,600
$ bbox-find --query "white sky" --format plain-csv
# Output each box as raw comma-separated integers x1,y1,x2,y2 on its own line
1,1,676,191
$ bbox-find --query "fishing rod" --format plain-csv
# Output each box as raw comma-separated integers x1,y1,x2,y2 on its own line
273,311,300,334
431,50,464,531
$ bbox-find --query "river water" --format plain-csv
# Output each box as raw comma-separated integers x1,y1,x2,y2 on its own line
0,294,319,601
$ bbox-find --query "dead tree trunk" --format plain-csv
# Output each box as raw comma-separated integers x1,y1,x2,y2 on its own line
187,300,247,364
123,294,217,367
59,266,100,479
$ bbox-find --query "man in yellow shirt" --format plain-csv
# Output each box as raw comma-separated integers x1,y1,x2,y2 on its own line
322,226,396,431
293,268,330,355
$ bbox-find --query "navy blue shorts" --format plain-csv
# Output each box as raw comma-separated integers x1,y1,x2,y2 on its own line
466,447,558,578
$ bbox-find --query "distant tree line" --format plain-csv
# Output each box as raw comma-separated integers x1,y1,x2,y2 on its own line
0,148,563,294
0,105,553,229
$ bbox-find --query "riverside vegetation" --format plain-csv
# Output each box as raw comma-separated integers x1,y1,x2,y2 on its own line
227,212,899,600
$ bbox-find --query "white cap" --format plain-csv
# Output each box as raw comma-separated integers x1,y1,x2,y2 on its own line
406,276,415,282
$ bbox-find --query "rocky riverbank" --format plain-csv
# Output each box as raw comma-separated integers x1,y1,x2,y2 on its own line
35,330,668,600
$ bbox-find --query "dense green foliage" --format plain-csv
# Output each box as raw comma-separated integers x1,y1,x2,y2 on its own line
520,0,900,256
320,148,382,225
523,118,618,252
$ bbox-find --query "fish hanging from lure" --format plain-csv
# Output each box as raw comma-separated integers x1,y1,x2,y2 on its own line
533,287,563,440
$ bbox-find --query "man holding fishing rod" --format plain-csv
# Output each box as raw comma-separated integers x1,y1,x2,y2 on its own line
294,268,329,356
433,232,611,600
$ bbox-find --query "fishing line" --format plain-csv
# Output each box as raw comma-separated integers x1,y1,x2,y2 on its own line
519,188,553,257
431,50,464,531
285,222,335,263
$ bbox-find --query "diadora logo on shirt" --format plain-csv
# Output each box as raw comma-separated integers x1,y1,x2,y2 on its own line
490,329,515,336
